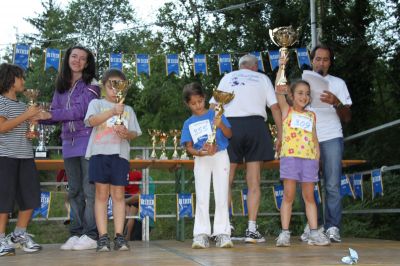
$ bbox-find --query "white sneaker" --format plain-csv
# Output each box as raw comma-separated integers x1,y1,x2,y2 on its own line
60,236,80,250
308,230,330,246
300,224,325,242
72,235,97,250
326,226,341,243
276,231,291,247
215,234,233,248
192,234,209,249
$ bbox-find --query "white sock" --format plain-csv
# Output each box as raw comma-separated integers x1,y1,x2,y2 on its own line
248,221,256,232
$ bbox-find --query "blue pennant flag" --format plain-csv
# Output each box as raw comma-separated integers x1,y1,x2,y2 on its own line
268,50,280,71
250,51,265,72
32,192,52,218
13,44,30,70
136,54,150,75
371,169,384,198
109,53,123,70
218,53,232,74
193,54,207,75
177,193,193,220
107,197,113,218
314,184,322,204
241,188,248,215
273,184,284,210
140,194,156,221
166,54,180,76
351,174,364,200
45,48,61,71
296,48,311,69
340,175,355,198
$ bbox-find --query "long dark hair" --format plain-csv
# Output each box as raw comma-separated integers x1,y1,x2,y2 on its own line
0,63,24,94
55,45,96,93
182,82,205,103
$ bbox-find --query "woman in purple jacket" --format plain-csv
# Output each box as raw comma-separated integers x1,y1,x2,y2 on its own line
42,45,100,250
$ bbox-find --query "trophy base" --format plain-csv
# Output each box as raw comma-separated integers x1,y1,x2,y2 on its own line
159,153,168,160
35,150,48,159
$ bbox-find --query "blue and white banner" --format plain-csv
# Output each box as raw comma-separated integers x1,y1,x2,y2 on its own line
241,188,248,215
13,44,30,70
177,193,193,220
218,53,232,74
351,174,364,200
371,169,384,198
268,50,280,71
295,48,311,69
109,53,123,70
45,48,61,71
193,54,207,75
136,54,150,75
32,192,51,218
140,194,156,221
107,197,113,218
340,175,355,198
314,184,321,204
273,184,284,210
166,54,180,75
250,51,265,72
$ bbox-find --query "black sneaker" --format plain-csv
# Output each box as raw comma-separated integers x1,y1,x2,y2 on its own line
114,234,129,251
96,234,110,252
245,228,266,243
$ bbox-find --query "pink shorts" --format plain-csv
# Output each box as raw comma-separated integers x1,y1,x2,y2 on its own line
280,157,319,183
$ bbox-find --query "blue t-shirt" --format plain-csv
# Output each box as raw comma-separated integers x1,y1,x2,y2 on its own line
180,109,231,151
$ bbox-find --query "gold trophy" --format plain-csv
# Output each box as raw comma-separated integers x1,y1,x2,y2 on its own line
148,129,160,159
110,80,129,125
23,89,40,138
206,89,234,145
269,124,279,159
158,132,169,160
269,26,299,85
169,129,181,159
180,148,189,160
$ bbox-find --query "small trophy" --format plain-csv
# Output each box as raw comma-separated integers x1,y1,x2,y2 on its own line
180,147,189,160
206,89,234,145
148,129,160,159
110,80,129,125
269,124,279,159
169,129,181,159
158,132,169,160
269,26,299,85
23,89,40,138
35,102,55,158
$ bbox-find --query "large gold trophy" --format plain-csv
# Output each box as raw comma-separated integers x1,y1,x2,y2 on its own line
23,89,40,138
169,129,181,159
109,80,129,125
206,89,234,145
269,26,299,85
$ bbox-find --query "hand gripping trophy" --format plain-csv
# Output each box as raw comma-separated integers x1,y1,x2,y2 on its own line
23,89,40,139
35,102,55,158
109,80,129,125
269,26,299,85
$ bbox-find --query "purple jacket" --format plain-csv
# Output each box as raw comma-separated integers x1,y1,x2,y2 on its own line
50,79,100,158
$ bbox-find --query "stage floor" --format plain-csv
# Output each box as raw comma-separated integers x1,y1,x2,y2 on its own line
2,238,399,265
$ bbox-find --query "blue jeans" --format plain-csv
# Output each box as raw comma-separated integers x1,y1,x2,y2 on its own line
319,137,344,229
64,157,97,240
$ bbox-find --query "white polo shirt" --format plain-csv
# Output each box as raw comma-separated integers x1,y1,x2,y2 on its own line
210,69,277,120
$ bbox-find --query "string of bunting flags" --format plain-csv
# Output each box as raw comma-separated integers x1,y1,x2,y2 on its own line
30,169,384,220
12,43,312,75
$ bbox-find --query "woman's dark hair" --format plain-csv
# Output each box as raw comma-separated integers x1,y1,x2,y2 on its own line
55,45,96,93
289,79,311,107
310,44,335,66
182,82,205,103
0,63,24,94
101,69,126,85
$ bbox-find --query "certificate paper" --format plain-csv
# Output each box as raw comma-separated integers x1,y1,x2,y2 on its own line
302,70,331,108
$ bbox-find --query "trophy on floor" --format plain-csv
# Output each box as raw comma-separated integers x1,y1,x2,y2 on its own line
269,124,279,159
110,80,129,125
159,132,169,160
148,129,160,159
169,129,181,159
23,89,40,139
35,102,55,158
269,26,299,85
206,89,235,145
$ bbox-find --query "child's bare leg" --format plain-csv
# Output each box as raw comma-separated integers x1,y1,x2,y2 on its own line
95,183,110,236
302,182,318,230
125,205,138,240
0,213,8,234
110,185,126,235
280,179,297,229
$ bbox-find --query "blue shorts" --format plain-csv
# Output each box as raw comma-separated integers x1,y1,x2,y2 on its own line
89,154,130,186
280,157,319,183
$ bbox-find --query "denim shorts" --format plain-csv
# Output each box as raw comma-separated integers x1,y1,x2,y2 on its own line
89,154,130,186
280,156,319,183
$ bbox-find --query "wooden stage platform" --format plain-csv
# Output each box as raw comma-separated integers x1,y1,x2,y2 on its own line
2,238,399,265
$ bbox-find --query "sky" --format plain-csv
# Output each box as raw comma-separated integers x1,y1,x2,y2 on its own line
0,0,168,46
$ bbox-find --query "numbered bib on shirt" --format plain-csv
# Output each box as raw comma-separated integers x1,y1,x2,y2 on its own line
290,113,313,132
188,120,212,144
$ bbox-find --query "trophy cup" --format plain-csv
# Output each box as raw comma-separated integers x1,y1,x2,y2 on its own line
269,124,279,159
35,102,55,158
206,89,235,145
109,80,129,125
269,26,299,85
169,129,181,159
180,147,189,160
23,89,40,138
148,129,160,159
158,132,169,160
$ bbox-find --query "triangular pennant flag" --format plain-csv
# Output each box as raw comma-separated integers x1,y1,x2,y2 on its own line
32,191,52,218
371,169,384,198
109,53,123,70
351,174,364,200
166,54,180,76
176,193,194,220
193,54,207,75
268,50,280,71
250,51,265,72
45,48,61,72
241,188,248,215
218,53,232,74
340,174,355,198
136,54,150,75
13,44,30,70
139,194,156,221
273,184,284,210
295,48,311,69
